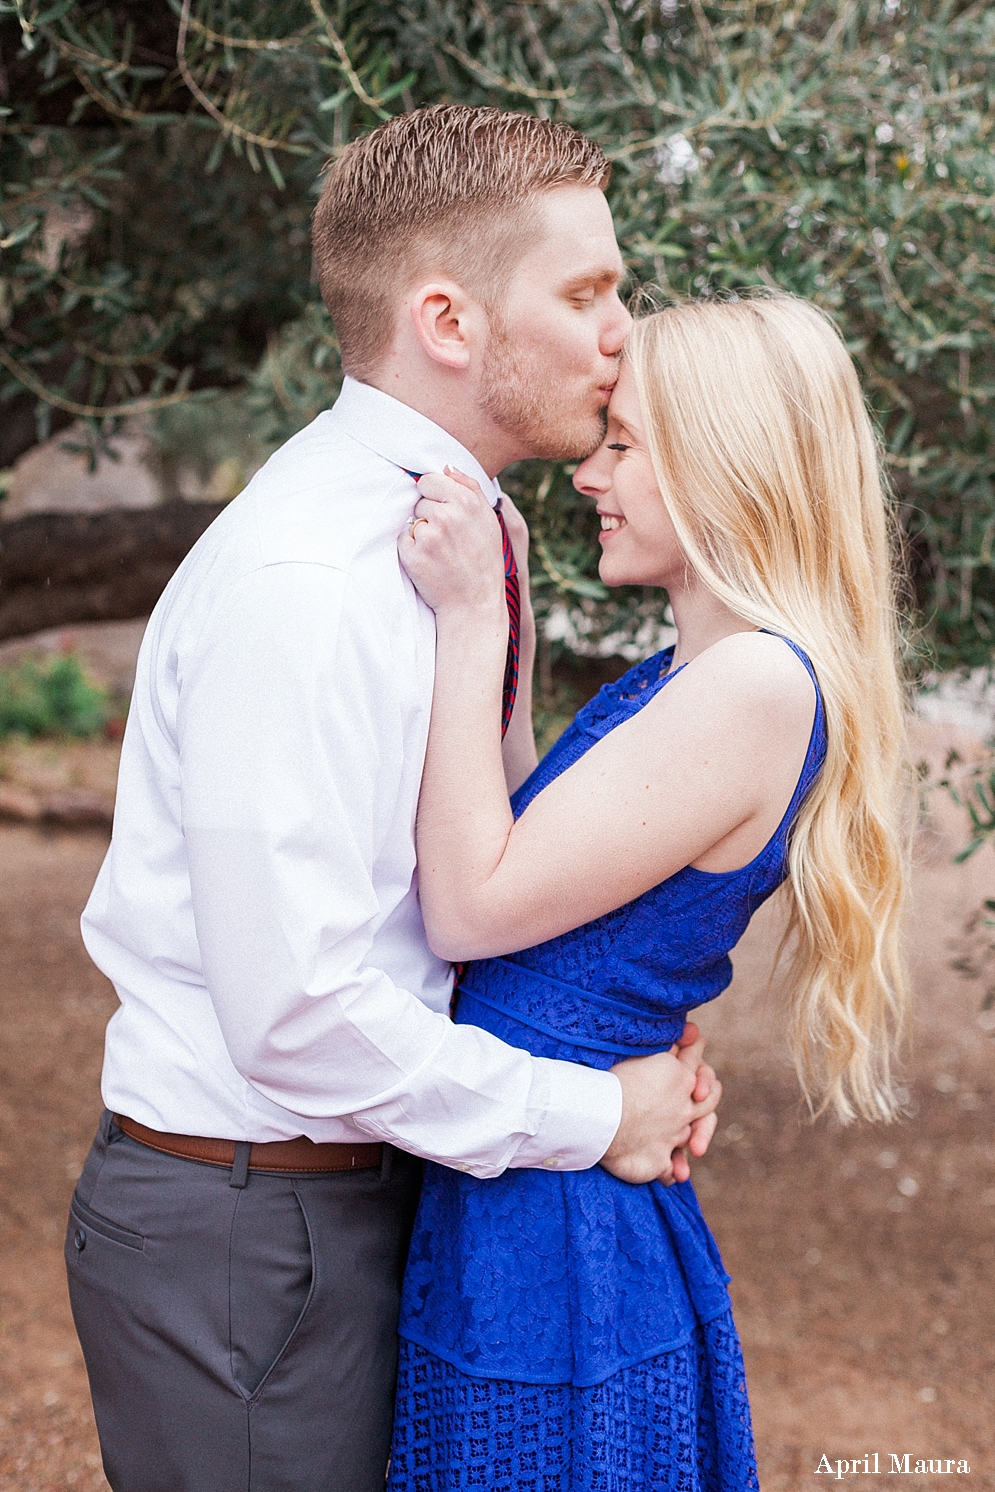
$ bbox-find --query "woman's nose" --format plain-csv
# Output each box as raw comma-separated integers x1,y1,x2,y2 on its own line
573,449,612,496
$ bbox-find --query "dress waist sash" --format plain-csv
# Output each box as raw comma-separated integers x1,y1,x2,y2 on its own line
458,957,686,1058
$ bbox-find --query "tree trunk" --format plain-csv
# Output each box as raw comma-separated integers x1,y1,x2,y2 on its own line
0,502,226,642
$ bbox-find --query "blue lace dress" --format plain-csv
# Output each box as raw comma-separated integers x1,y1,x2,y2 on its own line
388,639,826,1492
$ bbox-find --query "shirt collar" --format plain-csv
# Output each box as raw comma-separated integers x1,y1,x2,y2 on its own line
326,376,501,506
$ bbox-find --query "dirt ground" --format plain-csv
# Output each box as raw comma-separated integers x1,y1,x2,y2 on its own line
0,716,993,1491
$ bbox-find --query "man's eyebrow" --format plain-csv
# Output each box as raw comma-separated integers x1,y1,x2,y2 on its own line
561,267,625,293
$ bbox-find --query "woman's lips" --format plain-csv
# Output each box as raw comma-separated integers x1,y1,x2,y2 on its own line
598,513,626,543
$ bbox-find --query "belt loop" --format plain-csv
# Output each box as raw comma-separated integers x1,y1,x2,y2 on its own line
379,1144,393,1183
230,1141,251,1189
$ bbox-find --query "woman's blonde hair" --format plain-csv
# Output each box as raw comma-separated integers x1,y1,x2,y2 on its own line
627,292,910,1122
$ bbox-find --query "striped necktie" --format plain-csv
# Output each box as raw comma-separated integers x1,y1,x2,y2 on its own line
406,473,520,738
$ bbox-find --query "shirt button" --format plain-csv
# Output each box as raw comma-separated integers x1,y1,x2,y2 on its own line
74,1228,86,1251
542,1157,560,1169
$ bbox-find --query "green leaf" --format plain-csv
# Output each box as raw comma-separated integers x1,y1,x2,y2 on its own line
263,148,286,190
0,217,40,250
76,184,111,210
318,87,352,113
33,0,77,21
372,72,417,106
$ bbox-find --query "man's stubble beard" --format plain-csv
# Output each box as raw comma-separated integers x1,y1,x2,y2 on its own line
479,319,612,463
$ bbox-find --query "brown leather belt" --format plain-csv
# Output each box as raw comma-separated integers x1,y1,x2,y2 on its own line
114,1115,383,1173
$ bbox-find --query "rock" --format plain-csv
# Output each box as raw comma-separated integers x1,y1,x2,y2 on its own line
0,782,114,829
915,668,995,739
41,788,114,828
1,419,163,522
0,783,43,821
0,781,114,829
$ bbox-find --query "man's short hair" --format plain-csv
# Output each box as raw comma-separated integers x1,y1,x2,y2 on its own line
312,105,610,380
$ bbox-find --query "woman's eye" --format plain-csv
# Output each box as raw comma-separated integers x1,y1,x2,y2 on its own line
607,443,630,453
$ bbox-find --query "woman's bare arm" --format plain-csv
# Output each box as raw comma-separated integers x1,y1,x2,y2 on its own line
402,473,815,963
497,494,539,795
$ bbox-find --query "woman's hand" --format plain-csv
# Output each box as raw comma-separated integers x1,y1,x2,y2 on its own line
398,467,507,620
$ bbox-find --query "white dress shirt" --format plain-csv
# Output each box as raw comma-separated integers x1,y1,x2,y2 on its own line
82,377,622,1178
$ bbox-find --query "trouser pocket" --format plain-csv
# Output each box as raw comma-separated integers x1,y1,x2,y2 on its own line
228,1178,314,1398
69,1193,146,1253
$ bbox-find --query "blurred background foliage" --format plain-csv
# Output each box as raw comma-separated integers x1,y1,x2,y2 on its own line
0,649,108,736
1,0,994,672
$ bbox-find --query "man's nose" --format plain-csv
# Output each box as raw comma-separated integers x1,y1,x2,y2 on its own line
600,293,633,357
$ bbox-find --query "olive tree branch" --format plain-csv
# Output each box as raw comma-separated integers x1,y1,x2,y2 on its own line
0,343,196,418
176,0,311,154
308,0,391,119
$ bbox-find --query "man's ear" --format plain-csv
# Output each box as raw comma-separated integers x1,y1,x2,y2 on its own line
409,282,483,371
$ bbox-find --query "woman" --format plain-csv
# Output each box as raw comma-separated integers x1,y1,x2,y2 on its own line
387,294,909,1491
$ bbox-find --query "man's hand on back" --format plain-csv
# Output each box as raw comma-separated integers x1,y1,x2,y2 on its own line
600,1023,721,1186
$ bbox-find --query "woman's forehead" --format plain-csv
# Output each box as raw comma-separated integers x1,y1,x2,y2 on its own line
607,362,644,431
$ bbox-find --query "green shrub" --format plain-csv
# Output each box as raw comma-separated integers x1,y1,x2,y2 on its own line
0,654,109,740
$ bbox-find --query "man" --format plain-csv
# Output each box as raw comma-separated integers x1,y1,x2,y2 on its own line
67,105,721,1492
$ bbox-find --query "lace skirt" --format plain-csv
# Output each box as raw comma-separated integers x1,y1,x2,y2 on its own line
387,1313,759,1492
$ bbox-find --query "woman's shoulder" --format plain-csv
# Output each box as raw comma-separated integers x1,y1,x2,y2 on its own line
680,630,816,704
643,630,819,757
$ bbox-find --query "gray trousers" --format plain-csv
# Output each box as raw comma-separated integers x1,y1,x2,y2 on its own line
66,1112,422,1492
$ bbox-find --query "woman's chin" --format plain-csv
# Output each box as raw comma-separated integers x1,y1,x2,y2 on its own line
598,555,639,589
599,550,669,591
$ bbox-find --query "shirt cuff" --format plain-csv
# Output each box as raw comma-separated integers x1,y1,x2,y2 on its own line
508,1059,622,1172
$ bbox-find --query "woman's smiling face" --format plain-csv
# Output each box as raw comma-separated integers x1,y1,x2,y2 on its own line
572,360,685,589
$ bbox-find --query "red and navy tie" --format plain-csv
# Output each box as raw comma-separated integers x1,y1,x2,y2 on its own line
495,501,521,738
406,472,520,737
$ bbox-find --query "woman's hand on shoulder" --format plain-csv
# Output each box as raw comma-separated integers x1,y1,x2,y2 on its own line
398,467,506,620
